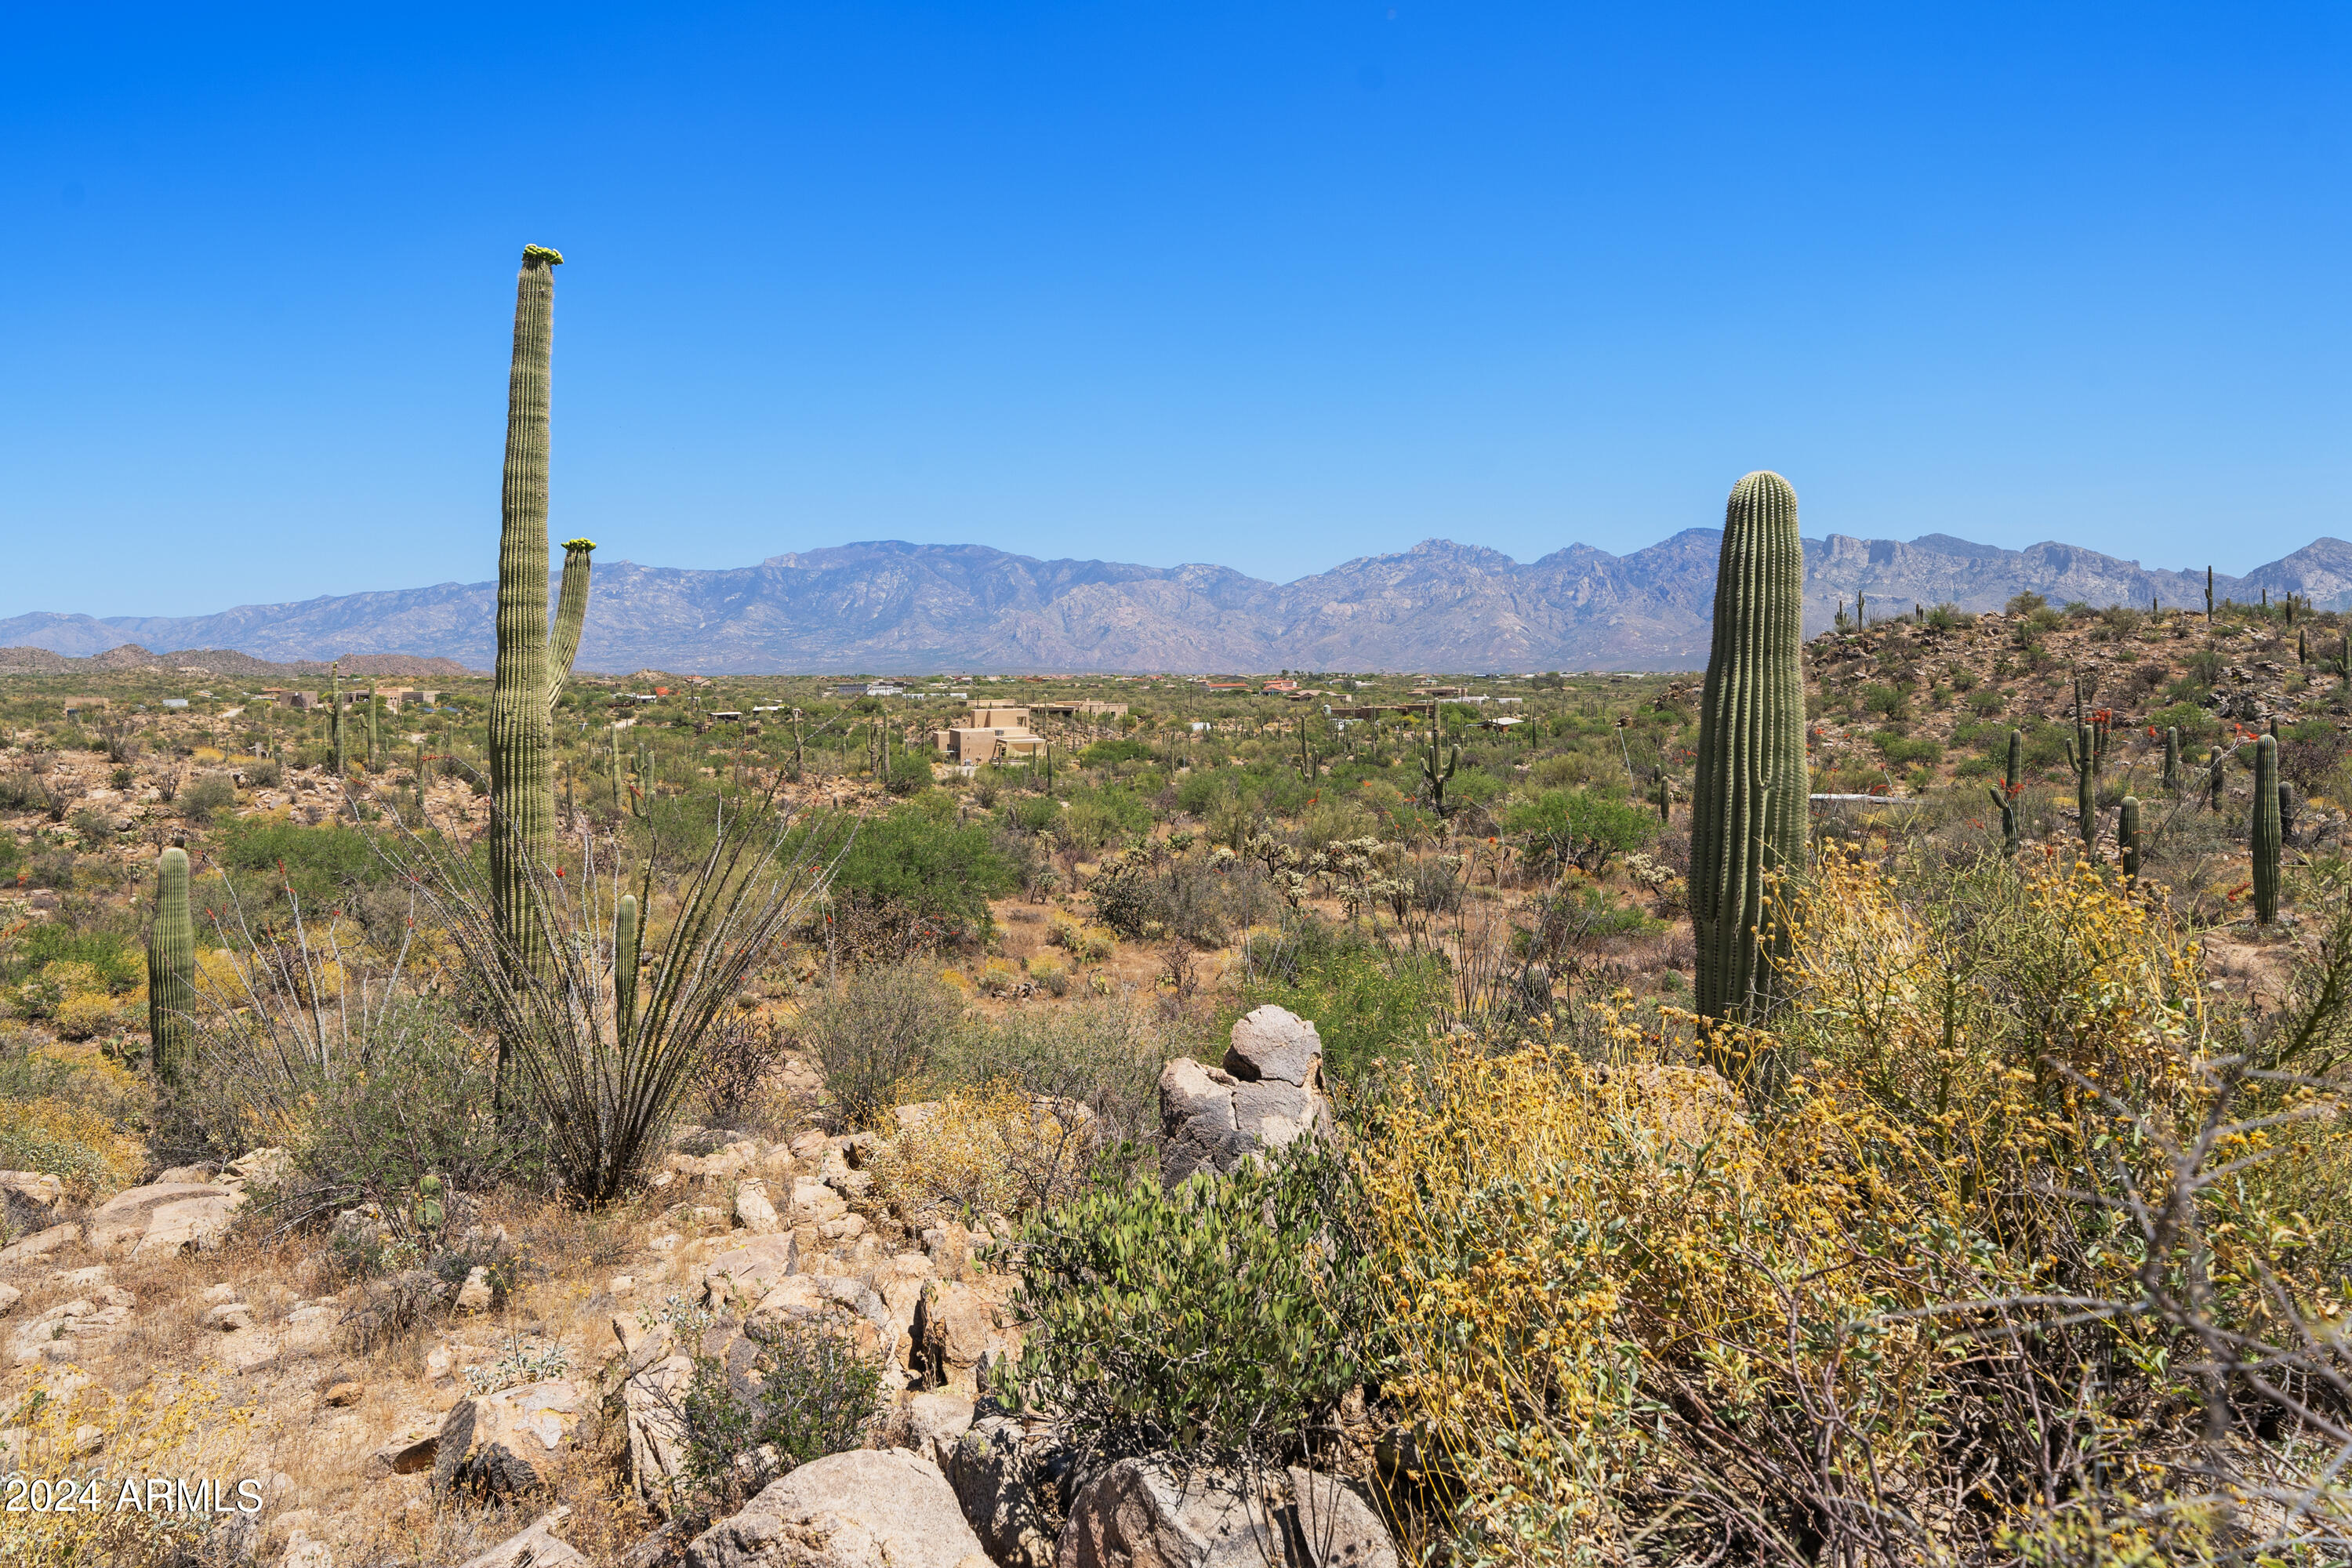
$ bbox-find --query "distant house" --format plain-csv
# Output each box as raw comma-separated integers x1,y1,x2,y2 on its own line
930,704,1049,763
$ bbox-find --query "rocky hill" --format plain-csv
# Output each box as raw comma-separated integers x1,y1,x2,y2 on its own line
0,532,2327,676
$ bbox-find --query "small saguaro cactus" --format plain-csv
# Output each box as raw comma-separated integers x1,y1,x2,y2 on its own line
2252,735,2281,924
1421,718,1461,816
1987,728,2022,854
147,847,194,1086
2300,628,2310,665
2205,566,2215,624
1653,764,1670,822
2163,726,2180,793
1691,470,1809,1023
368,683,381,770
1856,590,1867,629
2119,796,2142,883
331,662,345,778
2208,745,2226,811
614,892,641,1041
2065,710,2097,851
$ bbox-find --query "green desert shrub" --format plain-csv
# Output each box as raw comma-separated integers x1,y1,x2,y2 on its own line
1002,1142,1375,1466
797,960,969,1130
678,1316,885,1523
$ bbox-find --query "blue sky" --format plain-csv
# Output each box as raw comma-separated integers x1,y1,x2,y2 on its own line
2,2,2346,618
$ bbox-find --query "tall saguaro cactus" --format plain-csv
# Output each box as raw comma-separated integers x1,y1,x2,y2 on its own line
2118,796,2142,883
2252,735,2281,924
613,892,641,1043
1691,470,1809,1023
487,245,594,1111
147,848,194,1085
2163,726,2180,793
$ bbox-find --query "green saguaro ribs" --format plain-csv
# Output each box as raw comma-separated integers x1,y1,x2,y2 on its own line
613,892,640,1043
331,662,345,779
1691,470,1809,1023
2252,735,2281,925
147,847,194,1085
2163,726,2180,793
1987,728,2022,855
2119,796,2142,884
1421,717,1459,816
486,245,593,1113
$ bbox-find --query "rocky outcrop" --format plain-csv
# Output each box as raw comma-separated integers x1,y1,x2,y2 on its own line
433,1381,584,1504
684,1449,986,1568
1160,1007,1335,1185
911,1276,1023,1397
456,1510,592,1568
945,1413,1059,1568
1056,1461,1396,1568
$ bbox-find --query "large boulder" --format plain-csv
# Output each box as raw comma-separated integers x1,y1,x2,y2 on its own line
684,1448,986,1568
1224,1005,1324,1088
700,1232,801,1312
0,1172,64,1235
1055,1460,1278,1568
87,1182,234,1252
432,1381,585,1504
1160,1007,1335,1185
944,1413,1058,1568
1283,1468,1398,1568
456,1511,591,1568
133,1192,245,1258
911,1276,1022,1397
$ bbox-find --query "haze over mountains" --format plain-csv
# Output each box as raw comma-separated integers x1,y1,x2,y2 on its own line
8,532,2352,677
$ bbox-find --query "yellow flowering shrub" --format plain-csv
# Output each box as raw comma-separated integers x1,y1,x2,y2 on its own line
1359,850,2352,1564
868,1082,1097,1224
0,1098,141,1203
0,1369,256,1565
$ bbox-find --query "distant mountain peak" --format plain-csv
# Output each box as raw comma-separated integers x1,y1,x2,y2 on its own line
0,528,2319,675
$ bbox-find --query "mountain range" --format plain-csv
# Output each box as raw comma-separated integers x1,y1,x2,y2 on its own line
6,532,2351,676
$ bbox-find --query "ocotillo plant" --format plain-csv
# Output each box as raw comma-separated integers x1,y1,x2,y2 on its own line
1421,718,1461,816
1987,728,2022,854
2163,726,2180,793
1691,470,1808,1023
147,846,194,1085
486,244,594,1113
2118,796,2142,883
2253,735,2281,924
614,892,640,1042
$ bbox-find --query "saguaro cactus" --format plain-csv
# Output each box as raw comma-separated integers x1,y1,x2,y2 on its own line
2163,726,2180,793
2118,796,2142,883
1421,719,1460,816
331,663,345,778
368,684,380,771
2205,566,2215,624
1691,470,1809,1022
1987,728,2022,854
487,245,594,1111
2208,745,2226,811
2252,735,2281,924
2066,717,2096,851
147,847,194,1085
614,892,640,1042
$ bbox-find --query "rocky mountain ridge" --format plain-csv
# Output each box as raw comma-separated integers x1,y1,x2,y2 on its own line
4,532,2342,676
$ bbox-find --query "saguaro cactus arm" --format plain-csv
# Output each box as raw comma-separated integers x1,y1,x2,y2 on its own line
547,538,596,714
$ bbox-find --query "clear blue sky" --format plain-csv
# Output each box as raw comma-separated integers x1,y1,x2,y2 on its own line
3,3,2346,618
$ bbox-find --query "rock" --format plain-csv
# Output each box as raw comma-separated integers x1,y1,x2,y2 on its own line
684,1449,985,1568
204,1301,254,1332
455,1265,494,1312
222,1145,294,1190
945,1413,1056,1568
1055,1460,1279,1568
455,1509,591,1568
87,1181,234,1252
199,1282,239,1303
735,1183,782,1235
433,1381,583,1504
0,1285,19,1316
218,1330,279,1375
0,1171,64,1232
1159,1030,1336,1188
1156,1058,1250,1187
51,1264,111,1289
621,1348,695,1512
1284,1468,1398,1568
151,1163,220,1185
881,1391,976,1472
911,1277,1022,1397
9,1295,131,1365
0,1223,78,1266
281,1525,335,1568
702,1232,800,1312
134,1192,245,1258
1223,1005,1323,1087
363,1428,440,1479
612,1274,637,1295
788,1178,849,1225
322,1381,364,1407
